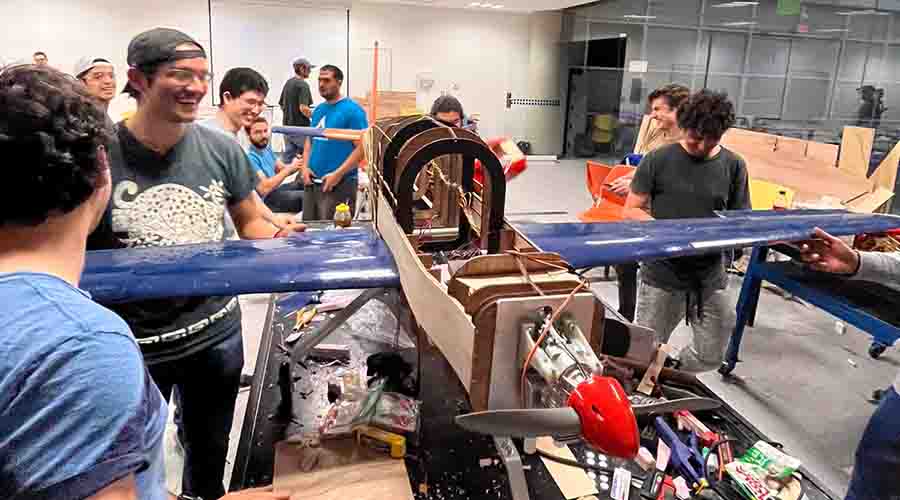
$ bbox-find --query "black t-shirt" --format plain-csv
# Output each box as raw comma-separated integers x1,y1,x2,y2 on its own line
87,122,257,364
630,142,751,291
279,77,313,127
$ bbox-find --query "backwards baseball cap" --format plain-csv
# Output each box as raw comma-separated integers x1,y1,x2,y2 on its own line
293,57,315,69
73,56,113,79
122,27,206,95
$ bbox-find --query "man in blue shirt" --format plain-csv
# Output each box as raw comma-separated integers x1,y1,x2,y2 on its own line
247,116,304,213
0,61,286,500
300,64,368,221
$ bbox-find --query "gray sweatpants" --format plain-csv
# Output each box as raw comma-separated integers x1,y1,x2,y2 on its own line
634,274,732,372
302,175,358,222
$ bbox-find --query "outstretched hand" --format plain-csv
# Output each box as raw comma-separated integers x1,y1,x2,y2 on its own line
796,227,860,275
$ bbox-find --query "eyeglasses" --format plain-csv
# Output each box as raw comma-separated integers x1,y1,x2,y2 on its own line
239,95,266,111
165,68,213,85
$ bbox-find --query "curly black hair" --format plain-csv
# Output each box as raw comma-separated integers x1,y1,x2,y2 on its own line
218,67,269,105
0,64,112,227
677,89,736,140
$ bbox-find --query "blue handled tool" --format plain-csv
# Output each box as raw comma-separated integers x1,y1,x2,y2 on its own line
653,416,708,493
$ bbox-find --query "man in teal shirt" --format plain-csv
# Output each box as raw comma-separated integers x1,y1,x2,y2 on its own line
300,64,368,221
247,116,304,213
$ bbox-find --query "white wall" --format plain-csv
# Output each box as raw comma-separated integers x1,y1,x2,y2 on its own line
2,0,211,117
349,1,561,152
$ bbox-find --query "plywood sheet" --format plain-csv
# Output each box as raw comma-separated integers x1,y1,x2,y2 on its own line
376,192,476,390
740,150,871,204
838,126,875,179
847,188,895,214
273,440,413,500
536,437,598,499
721,128,838,168
870,140,900,194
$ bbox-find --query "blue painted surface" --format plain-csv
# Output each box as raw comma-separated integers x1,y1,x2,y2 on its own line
271,126,326,138
516,211,900,269
82,228,400,303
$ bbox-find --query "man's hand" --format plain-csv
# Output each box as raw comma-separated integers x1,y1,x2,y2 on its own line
609,174,634,197
271,214,307,237
797,227,860,275
219,485,290,500
302,168,314,186
300,104,312,118
322,171,344,192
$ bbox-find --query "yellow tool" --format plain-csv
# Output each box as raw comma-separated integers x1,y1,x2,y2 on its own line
292,305,317,332
355,425,406,458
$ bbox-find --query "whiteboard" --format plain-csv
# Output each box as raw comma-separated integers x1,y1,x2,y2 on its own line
210,0,349,117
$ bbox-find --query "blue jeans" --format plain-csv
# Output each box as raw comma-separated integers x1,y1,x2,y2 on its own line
845,386,900,500
281,137,303,164
148,326,244,500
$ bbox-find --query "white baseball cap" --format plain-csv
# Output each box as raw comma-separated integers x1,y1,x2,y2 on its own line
73,56,113,79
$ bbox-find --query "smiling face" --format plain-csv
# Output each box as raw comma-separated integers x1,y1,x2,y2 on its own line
223,90,265,130
130,46,209,123
649,96,678,132
81,63,116,103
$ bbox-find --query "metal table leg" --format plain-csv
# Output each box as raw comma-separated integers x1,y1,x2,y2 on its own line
720,247,768,375
494,436,531,500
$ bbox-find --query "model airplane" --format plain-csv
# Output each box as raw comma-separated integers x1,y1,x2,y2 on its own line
82,48,900,499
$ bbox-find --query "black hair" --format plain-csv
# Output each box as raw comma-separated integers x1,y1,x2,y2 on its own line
677,89,736,141
430,95,465,120
648,84,689,110
219,67,269,106
0,65,111,227
319,64,343,83
33,51,47,58
123,62,162,99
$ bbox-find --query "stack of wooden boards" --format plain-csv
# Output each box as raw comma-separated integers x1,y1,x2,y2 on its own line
354,91,418,119
634,115,899,213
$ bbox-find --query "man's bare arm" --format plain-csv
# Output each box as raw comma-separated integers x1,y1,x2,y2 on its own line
623,192,652,221
256,163,300,197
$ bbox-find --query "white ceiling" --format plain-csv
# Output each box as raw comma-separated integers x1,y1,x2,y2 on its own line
359,0,590,13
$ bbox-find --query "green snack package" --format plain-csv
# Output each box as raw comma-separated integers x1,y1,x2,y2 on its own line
739,441,802,481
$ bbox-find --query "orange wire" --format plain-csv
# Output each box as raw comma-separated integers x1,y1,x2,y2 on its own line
519,280,587,407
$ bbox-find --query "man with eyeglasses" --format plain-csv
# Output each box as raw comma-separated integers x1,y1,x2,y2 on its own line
87,28,304,500
74,56,117,119
200,67,267,151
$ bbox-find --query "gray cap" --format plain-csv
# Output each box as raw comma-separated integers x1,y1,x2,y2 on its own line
127,27,206,68
123,28,206,95
293,57,315,69
73,56,113,79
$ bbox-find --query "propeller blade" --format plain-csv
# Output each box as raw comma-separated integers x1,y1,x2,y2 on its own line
455,407,582,438
631,397,721,416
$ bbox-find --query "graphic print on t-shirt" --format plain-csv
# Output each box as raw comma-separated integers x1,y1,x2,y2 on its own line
111,180,231,247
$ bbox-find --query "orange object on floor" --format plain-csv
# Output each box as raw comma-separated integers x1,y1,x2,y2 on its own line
580,162,636,222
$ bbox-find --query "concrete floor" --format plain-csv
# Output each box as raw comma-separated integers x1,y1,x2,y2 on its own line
165,158,898,497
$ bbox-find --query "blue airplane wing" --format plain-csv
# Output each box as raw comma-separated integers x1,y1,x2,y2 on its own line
82,210,900,302
82,228,399,303
516,210,900,269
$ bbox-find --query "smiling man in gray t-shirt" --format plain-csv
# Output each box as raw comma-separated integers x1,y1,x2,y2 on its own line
626,90,750,372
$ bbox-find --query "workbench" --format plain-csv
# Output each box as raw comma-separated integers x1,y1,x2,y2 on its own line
720,244,900,376
230,288,838,500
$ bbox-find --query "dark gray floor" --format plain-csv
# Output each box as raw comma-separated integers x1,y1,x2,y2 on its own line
165,159,897,497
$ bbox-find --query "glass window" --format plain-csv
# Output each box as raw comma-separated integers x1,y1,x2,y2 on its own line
571,0,649,22
833,82,866,120
886,46,900,82
848,12,891,40
755,0,802,33
840,42,878,81
704,2,758,28
706,75,741,101
784,79,831,120
645,27,702,74
743,77,784,117
749,36,790,75
708,32,747,74
805,4,849,35
789,39,839,79
650,0,700,26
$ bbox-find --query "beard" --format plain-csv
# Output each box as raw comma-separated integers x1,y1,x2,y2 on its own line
251,138,269,149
